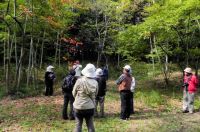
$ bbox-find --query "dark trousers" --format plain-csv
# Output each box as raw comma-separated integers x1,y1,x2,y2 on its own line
62,93,74,119
45,83,53,96
74,109,95,132
120,90,131,119
130,92,134,114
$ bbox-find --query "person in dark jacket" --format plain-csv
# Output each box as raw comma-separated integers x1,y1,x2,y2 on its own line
116,65,132,120
95,68,107,117
101,64,109,80
62,69,76,120
45,65,56,96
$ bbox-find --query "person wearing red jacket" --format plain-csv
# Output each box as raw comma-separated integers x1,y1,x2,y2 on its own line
182,67,199,114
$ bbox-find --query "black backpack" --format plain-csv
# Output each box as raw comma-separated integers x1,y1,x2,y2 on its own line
62,75,75,93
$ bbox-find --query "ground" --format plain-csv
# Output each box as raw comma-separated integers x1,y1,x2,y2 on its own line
1,78,200,132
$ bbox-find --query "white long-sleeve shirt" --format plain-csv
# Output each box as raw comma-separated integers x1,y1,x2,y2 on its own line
130,77,136,92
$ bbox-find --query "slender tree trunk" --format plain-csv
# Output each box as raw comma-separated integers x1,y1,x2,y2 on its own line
6,28,11,94
117,54,120,68
150,36,155,76
163,54,169,86
4,38,6,80
27,38,33,87
14,29,18,72
94,4,101,67
153,35,161,63
54,32,59,65
16,13,28,89
40,30,45,69
58,41,61,68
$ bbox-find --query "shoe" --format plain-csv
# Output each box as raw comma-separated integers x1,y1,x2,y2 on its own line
69,117,75,120
189,111,193,114
120,118,127,121
130,111,135,114
63,116,68,120
182,110,189,113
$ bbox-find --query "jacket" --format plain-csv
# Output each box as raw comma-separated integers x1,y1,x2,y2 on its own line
45,72,55,85
73,76,98,110
96,76,106,97
184,74,199,93
116,73,132,91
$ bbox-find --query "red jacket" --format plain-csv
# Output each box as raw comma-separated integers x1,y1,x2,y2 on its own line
184,75,199,93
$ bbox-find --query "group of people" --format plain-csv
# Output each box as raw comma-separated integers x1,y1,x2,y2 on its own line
44,61,109,132
63,62,109,132
44,61,198,132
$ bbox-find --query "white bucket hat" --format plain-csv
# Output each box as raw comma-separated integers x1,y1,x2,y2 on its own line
81,63,96,78
96,68,103,76
184,67,192,73
46,65,54,72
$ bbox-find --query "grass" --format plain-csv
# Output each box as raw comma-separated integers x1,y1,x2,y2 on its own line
1,76,200,132
1,63,200,131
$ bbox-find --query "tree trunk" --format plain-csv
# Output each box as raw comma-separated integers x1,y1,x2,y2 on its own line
150,36,155,76
40,29,45,69
153,35,161,63
27,38,33,87
58,41,61,68
54,32,59,65
6,28,11,94
16,13,28,89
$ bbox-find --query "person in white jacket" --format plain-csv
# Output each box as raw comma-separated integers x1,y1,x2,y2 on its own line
130,76,136,114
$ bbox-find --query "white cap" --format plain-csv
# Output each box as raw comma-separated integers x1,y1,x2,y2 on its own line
46,65,54,72
81,63,96,78
184,67,192,73
123,65,131,71
96,68,103,76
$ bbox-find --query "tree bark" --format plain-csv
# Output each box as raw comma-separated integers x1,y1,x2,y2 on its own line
150,35,155,76
40,30,45,69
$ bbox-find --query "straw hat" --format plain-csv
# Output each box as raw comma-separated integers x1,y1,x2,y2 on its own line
81,63,96,78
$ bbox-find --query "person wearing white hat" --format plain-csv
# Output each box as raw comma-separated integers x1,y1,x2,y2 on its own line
95,68,107,118
72,60,82,79
116,65,132,120
182,67,199,113
73,63,98,132
45,65,56,96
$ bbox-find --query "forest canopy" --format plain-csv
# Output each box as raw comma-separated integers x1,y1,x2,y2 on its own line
0,0,200,95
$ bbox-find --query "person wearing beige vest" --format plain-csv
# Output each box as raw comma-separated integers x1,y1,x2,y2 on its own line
116,65,132,120
73,63,98,132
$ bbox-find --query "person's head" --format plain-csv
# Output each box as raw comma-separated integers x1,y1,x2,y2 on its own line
46,65,54,72
123,65,131,74
75,60,80,65
95,68,103,77
81,63,96,78
69,69,76,76
184,67,192,76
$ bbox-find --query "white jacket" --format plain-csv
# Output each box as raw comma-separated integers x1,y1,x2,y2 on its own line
130,77,136,92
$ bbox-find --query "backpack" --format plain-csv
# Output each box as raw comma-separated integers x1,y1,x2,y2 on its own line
62,75,75,93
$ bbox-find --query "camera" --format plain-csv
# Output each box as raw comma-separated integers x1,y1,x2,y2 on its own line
182,83,189,87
